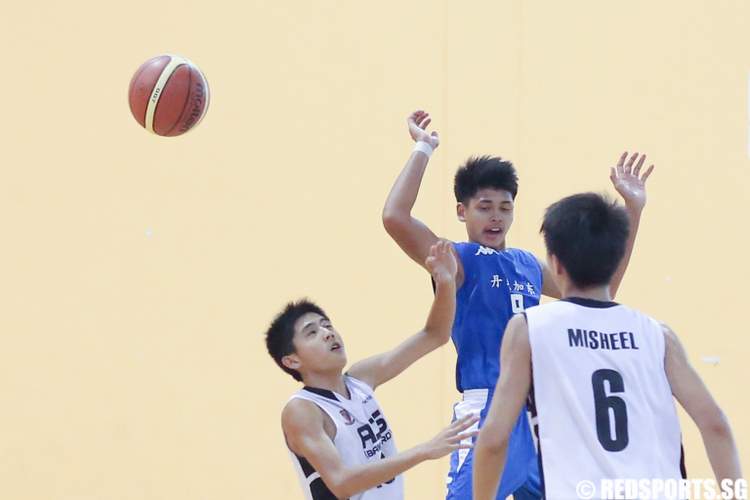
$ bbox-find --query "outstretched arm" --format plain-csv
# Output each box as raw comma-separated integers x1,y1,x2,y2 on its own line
382,111,464,283
539,152,654,299
608,151,654,297
283,399,478,499
347,241,457,389
663,325,742,483
473,314,532,500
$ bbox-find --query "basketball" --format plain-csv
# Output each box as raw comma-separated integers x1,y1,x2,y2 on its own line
128,54,210,137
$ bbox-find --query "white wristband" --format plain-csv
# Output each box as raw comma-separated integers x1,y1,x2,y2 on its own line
413,141,434,158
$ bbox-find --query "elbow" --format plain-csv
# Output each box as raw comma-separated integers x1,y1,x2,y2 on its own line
331,486,351,499
424,327,452,347
436,330,452,346
326,477,353,499
484,439,509,456
476,431,508,456
702,408,733,439
325,470,364,499
381,210,397,233
382,209,406,235
335,482,366,500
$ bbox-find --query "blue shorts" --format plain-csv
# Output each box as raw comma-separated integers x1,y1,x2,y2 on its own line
445,389,541,500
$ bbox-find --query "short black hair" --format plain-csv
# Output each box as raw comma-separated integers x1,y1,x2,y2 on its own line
541,193,630,288
265,299,329,382
454,156,518,203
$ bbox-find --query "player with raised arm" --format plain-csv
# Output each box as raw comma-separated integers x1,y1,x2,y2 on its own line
473,193,742,500
382,110,654,499
267,241,478,499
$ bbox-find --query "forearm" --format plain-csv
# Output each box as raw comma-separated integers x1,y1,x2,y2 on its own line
472,439,507,500
474,318,531,499
701,423,743,482
609,206,642,297
332,445,427,497
383,151,430,220
424,277,456,343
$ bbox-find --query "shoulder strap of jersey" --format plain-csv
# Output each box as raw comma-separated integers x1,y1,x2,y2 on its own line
452,241,479,275
289,390,343,438
509,247,543,272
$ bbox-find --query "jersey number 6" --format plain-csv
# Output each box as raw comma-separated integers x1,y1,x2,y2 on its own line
592,369,629,452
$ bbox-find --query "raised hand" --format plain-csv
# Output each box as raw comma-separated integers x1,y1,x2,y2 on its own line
419,414,479,460
610,152,655,211
425,240,457,284
407,110,440,149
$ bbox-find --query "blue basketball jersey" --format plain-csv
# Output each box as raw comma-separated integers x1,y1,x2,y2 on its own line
446,242,544,499
452,242,543,391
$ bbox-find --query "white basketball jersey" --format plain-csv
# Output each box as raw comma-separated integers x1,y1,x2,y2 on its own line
287,376,404,500
526,298,684,499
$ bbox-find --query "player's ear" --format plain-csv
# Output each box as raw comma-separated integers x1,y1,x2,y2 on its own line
457,203,466,222
282,354,302,372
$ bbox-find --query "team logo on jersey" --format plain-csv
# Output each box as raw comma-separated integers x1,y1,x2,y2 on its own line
339,409,356,425
475,246,498,256
357,410,393,458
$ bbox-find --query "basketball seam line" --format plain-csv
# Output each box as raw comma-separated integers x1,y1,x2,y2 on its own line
145,55,186,133
129,62,151,126
164,67,193,136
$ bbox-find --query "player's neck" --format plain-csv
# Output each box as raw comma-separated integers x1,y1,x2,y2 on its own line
562,284,612,302
301,372,349,399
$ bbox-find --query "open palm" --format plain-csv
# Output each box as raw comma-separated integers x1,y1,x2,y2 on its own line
407,110,440,149
425,240,457,283
610,152,654,211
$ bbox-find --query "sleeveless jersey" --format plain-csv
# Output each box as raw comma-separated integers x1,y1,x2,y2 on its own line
452,243,543,391
526,298,684,499
449,242,543,495
287,376,404,500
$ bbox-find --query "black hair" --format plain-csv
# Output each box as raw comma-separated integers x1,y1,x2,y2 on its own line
264,299,329,382
540,193,630,288
454,156,518,203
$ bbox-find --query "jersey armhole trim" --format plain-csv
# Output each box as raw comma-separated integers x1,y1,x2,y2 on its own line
288,394,340,443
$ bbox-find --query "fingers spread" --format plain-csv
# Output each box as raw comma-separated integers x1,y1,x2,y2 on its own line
616,152,627,172
452,414,479,432
455,430,480,441
624,152,638,174
641,164,655,181
633,154,645,177
447,430,479,444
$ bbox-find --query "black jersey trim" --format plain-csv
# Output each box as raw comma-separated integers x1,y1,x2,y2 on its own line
562,297,619,308
680,443,687,479
295,453,317,477
529,365,546,499
302,386,339,401
293,454,338,499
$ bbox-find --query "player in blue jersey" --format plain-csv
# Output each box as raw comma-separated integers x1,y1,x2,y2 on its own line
382,110,654,500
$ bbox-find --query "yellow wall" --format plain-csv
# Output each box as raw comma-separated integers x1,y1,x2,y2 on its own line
0,1,747,498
